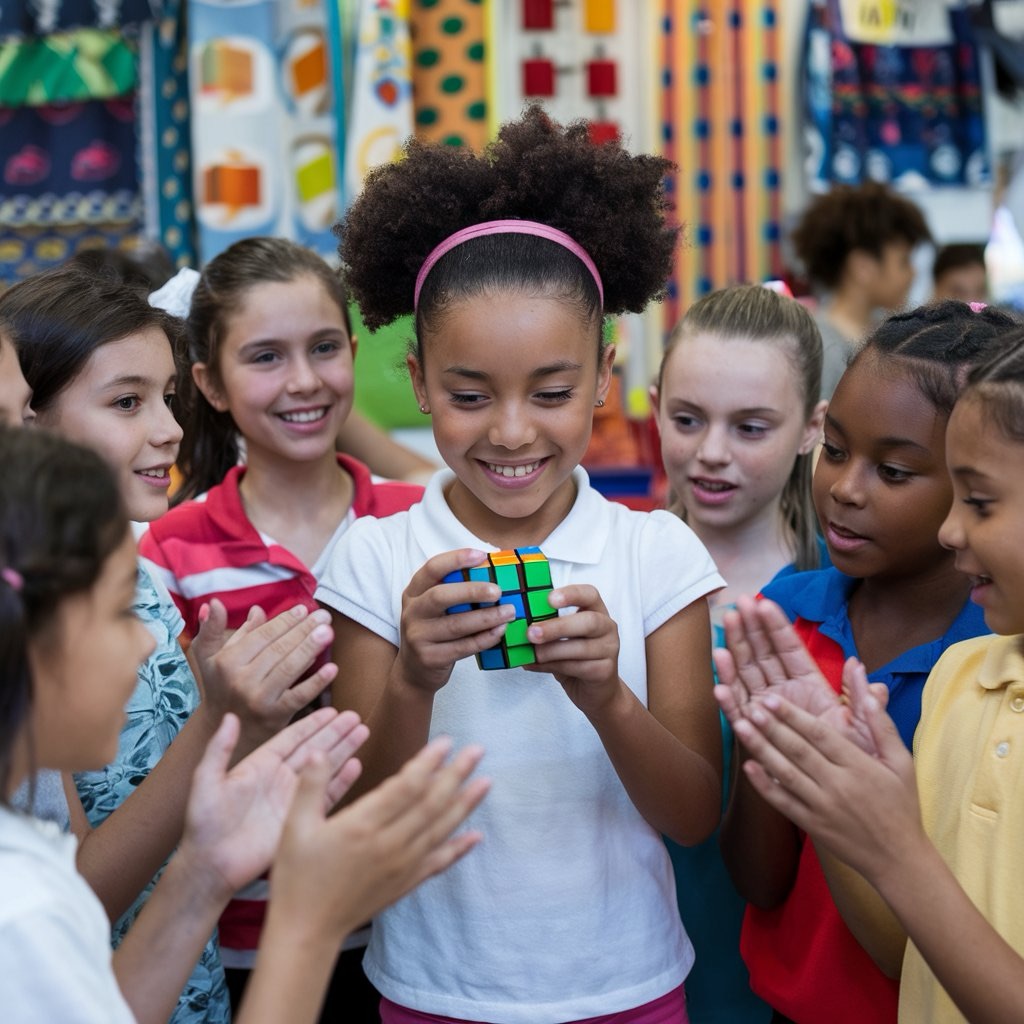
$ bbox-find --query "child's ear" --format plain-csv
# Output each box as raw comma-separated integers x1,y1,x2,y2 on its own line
648,383,662,431
192,363,228,413
407,352,428,414
799,398,828,454
349,333,358,361
596,343,616,406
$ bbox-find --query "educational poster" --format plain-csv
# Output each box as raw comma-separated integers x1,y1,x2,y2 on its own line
662,0,784,317
341,0,413,211
189,0,341,262
807,0,989,189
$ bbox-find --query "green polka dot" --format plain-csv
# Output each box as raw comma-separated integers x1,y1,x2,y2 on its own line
416,107,439,126
416,48,439,68
467,100,486,120
441,74,464,94
466,41,484,61
442,17,463,34
444,135,464,147
418,0,439,7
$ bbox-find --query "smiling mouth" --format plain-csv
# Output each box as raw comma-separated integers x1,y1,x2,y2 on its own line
691,478,735,492
136,468,169,479
484,460,543,478
279,408,327,423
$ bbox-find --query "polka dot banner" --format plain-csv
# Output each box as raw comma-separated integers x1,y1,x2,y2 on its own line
411,0,487,150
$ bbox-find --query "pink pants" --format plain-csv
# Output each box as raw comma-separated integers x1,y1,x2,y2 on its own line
380,984,688,1024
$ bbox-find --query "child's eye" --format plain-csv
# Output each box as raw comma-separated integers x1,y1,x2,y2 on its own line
737,422,768,439
115,395,140,412
821,440,845,461
164,392,177,409
878,464,912,483
251,351,278,365
450,392,486,405
963,496,992,516
536,388,574,403
672,413,701,431
312,340,340,356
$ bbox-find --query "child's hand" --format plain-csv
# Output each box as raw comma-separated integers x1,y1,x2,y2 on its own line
397,549,516,693
268,737,489,943
729,692,922,881
712,596,882,755
178,708,369,900
192,599,338,755
713,595,842,719
524,584,621,714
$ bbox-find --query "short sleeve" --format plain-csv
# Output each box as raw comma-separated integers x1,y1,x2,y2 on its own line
637,510,724,635
137,557,185,642
0,909,134,1023
315,516,404,647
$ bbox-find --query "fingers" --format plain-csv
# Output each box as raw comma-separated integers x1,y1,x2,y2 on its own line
255,706,342,761
191,597,230,660
408,548,488,601
193,712,241,789
243,607,335,686
750,600,826,683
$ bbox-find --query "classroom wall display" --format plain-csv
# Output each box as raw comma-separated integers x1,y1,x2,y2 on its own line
662,0,785,323
189,0,342,262
806,0,989,190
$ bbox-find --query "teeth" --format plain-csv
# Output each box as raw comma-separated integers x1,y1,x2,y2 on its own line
486,461,541,478
138,469,166,478
281,409,326,423
697,480,732,492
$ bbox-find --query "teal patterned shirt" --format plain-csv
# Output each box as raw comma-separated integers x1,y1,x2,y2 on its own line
74,559,229,1024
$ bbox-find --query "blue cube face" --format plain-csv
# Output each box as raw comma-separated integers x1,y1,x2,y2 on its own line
442,548,555,671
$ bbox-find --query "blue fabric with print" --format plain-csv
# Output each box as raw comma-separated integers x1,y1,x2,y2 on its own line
74,561,229,1024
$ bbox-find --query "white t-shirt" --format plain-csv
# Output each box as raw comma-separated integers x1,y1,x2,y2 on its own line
0,805,135,1022
317,467,724,1023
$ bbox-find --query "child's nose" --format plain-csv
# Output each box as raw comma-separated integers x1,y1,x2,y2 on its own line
154,401,184,447
937,504,963,551
487,403,536,450
828,463,864,506
287,356,320,393
696,425,730,466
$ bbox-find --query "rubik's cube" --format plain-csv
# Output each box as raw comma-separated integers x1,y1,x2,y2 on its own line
443,547,556,670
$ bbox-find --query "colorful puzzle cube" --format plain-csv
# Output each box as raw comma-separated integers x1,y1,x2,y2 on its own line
443,547,556,670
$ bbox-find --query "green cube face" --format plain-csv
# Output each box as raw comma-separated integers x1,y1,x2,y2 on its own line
505,617,530,647
505,644,537,667
494,563,522,592
523,559,552,588
527,588,555,619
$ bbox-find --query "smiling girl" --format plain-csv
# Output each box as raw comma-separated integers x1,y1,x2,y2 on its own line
719,301,1018,1024
1,265,340,1024
317,107,724,1024
138,236,423,1016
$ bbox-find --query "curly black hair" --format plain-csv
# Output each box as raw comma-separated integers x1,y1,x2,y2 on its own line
791,182,931,290
854,300,1022,418
337,106,677,333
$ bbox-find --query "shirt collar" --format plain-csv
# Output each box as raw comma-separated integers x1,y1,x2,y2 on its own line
978,634,1024,691
408,466,610,563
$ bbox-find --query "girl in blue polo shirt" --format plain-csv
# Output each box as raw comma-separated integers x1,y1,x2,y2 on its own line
719,301,1019,1024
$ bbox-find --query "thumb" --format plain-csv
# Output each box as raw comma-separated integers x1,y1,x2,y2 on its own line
192,598,229,659
194,712,240,789
287,752,331,832
863,693,906,767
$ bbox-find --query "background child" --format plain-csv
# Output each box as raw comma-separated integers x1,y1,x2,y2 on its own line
1,266,337,1023
318,106,725,1024
790,181,931,398
711,328,1024,1022
719,301,1017,1024
139,235,423,1016
649,283,826,1024
931,242,989,305
0,424,489,1024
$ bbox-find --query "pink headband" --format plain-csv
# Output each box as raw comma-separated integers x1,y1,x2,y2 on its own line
413,219,604,310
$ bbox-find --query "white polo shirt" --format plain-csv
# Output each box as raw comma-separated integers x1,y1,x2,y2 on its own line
317,467,724,1023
